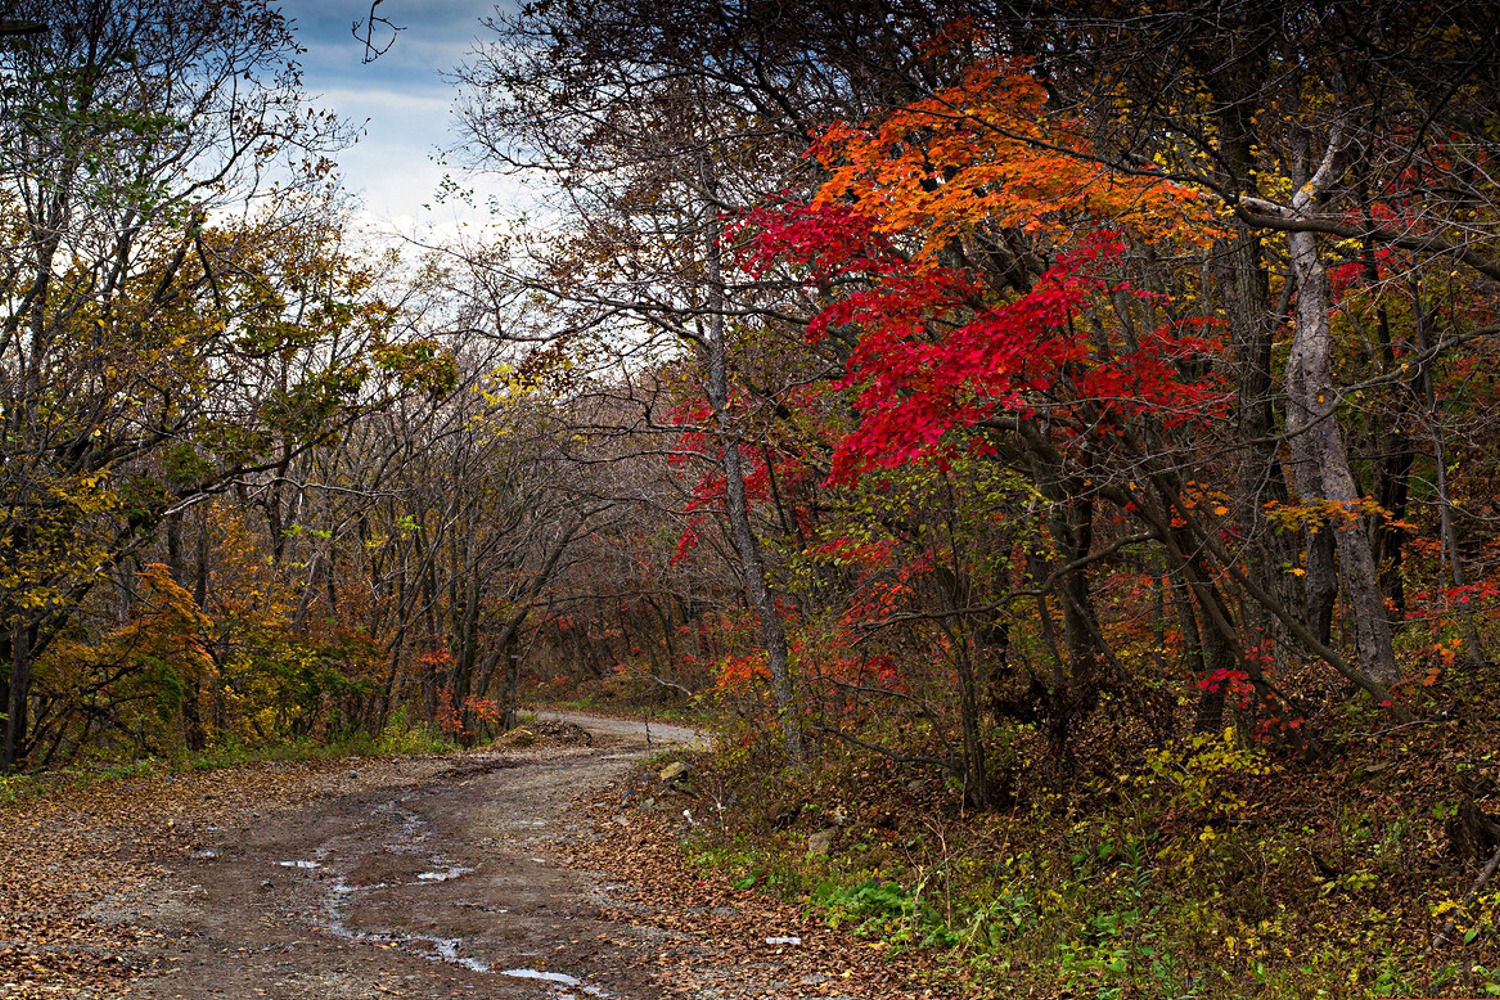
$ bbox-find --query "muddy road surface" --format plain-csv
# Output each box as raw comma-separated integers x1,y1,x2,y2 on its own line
120,714,731,1000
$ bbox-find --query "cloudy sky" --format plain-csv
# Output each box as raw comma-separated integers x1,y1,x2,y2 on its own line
273,1,521,237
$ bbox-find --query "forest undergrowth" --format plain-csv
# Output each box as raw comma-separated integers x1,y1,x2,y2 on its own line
663,669,1500,1000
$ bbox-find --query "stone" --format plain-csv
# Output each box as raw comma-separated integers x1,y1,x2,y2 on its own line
806,827,837,857
659,761,691,783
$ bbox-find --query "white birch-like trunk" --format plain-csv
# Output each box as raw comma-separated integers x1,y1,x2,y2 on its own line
1285,217,1400,686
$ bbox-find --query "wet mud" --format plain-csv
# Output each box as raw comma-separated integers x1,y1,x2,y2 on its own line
122,714,701,999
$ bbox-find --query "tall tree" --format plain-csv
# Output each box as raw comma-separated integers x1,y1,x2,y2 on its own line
0,0,384,769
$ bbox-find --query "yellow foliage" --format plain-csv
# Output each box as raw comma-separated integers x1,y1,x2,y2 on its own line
1138,727,1279,825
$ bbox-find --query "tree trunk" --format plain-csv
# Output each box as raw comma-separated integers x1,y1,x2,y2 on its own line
1285,221,1400,686
499,622,523,730
953,636,989,807
700,156,804,764
4,623,32,772
1038,486,1107,766
1304,525,1337,646
166,514,206,752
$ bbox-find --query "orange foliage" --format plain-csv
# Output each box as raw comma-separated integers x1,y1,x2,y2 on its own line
810,58,1218,260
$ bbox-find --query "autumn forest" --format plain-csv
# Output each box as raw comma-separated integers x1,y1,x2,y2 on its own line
4,1,1500,996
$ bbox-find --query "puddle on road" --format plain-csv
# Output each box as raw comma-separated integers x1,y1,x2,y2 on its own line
428,936,492,972
501,969,612,997
500,967,580,986
278,795,610,998
372,799,430,853
317,872,498,976
416,864,472,882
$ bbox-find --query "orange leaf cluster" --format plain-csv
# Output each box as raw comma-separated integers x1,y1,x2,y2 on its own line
811,59,1218,260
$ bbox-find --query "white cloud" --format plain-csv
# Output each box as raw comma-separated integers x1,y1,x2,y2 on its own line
319,87,450,115
273,1,519,242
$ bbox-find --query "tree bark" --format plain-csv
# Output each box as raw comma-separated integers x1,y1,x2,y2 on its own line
4,623,32,772
1285,170,1400,685
701,157,804,763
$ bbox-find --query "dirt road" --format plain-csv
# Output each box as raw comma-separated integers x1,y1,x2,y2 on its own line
117,714,744,1000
